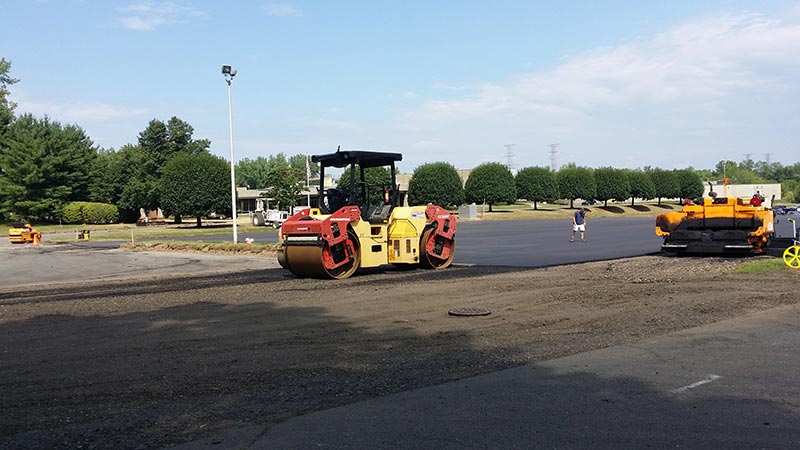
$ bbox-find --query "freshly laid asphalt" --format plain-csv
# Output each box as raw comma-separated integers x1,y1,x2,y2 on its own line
141,216,667,267
2,217,663,288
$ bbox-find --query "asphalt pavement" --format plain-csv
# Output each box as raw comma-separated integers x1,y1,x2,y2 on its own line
5,215,799,449
5,214,796,288
163,217,666,267
2,218,664,289
175,304,800,450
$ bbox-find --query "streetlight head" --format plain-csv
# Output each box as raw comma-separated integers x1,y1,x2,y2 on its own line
221,64,232,75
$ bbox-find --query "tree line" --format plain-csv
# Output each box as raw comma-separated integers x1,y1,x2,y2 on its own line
406,162,706,211
2,56,799,224
0,58,318,225
409,159,800,212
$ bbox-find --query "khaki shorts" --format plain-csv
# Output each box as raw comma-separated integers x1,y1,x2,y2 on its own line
573,224,585,232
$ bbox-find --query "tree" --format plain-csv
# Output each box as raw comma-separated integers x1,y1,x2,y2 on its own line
626,170,656,206
647,168,680,205
464,162,516,212
593,167,630,207
556,164,596,209
337,166,392,206
88,145,152,222
121,117,211,211
236,156,271,190
0,114,96,221
265,166,305,210
713,160,765,184
408,162,464,207
288,154,319,184
753,160,792,182
515,166,559,210
0,58,18,138
237,153,319,190
161,152,230,227
782,179,799,203
674,168,704,201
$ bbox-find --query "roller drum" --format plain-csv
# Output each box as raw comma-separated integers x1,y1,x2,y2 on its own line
419,227,456,269
282,230,361,279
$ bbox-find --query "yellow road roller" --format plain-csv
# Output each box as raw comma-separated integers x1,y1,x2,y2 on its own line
8,222,42,244
277,149,457,279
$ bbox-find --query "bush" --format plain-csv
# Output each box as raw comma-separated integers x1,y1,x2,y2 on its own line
61,202,119,224
408,162,464,207
464,162,516,212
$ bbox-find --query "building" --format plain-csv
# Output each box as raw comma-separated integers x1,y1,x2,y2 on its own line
702,182,781,202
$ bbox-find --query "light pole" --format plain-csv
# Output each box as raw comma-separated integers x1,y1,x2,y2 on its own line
222,64,238,243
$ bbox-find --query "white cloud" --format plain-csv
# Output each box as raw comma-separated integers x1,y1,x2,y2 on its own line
14,97,148,123
394,13,800,169
263,3,302,18
117,1,204,31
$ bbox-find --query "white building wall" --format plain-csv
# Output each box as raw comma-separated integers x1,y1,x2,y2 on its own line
702,183,781,200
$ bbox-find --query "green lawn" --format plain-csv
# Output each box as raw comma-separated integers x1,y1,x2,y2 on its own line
7,201,681,242
731,256,796,273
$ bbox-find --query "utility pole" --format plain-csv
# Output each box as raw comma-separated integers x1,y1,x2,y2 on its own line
549,143,559,172
504,144,516,171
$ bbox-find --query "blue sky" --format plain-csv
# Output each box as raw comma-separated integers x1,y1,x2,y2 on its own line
3,1,799,172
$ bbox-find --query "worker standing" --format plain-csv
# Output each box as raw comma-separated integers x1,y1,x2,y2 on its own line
570,207,587,242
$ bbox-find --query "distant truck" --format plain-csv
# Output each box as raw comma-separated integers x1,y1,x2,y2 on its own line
251,199,289,228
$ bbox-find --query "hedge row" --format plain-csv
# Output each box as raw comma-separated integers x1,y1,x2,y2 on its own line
62,202,119,224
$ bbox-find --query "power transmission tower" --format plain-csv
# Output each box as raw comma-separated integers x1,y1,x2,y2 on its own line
504,144,516,170
549,143,559,172
764,153,771,164
744,153,752,161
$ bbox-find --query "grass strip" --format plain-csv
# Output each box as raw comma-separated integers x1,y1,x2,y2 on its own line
121,240,280,256
730,257,792,273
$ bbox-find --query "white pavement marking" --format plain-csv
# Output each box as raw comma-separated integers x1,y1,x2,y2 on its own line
669,374,722,394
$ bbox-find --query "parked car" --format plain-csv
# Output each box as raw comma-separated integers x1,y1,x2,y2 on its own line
772,205,788,215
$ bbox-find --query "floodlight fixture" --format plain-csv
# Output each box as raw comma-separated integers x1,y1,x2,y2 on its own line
222,64,237,85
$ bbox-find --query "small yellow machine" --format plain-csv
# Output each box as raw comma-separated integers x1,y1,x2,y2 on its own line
277,149,456,279
783,218,799,269
655,186,774,255
8,222,42,244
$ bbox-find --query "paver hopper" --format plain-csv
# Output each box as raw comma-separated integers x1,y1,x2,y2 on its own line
656,187,774,255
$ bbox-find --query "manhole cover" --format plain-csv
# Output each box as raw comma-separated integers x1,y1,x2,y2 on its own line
448,307,491,317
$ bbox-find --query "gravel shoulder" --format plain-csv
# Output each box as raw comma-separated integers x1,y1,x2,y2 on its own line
1,255,799,449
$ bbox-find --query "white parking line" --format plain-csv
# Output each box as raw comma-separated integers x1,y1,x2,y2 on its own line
669,374,722,394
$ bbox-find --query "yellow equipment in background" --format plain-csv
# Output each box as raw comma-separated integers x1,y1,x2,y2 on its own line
655,187,774,255
783,219,799,269
277,149,456,279
8,222,42,244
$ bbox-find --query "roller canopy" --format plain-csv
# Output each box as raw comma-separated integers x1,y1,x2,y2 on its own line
312,150,402,168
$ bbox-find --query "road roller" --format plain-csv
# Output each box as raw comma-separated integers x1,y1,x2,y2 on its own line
656,183,774,255
277,149,457,279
